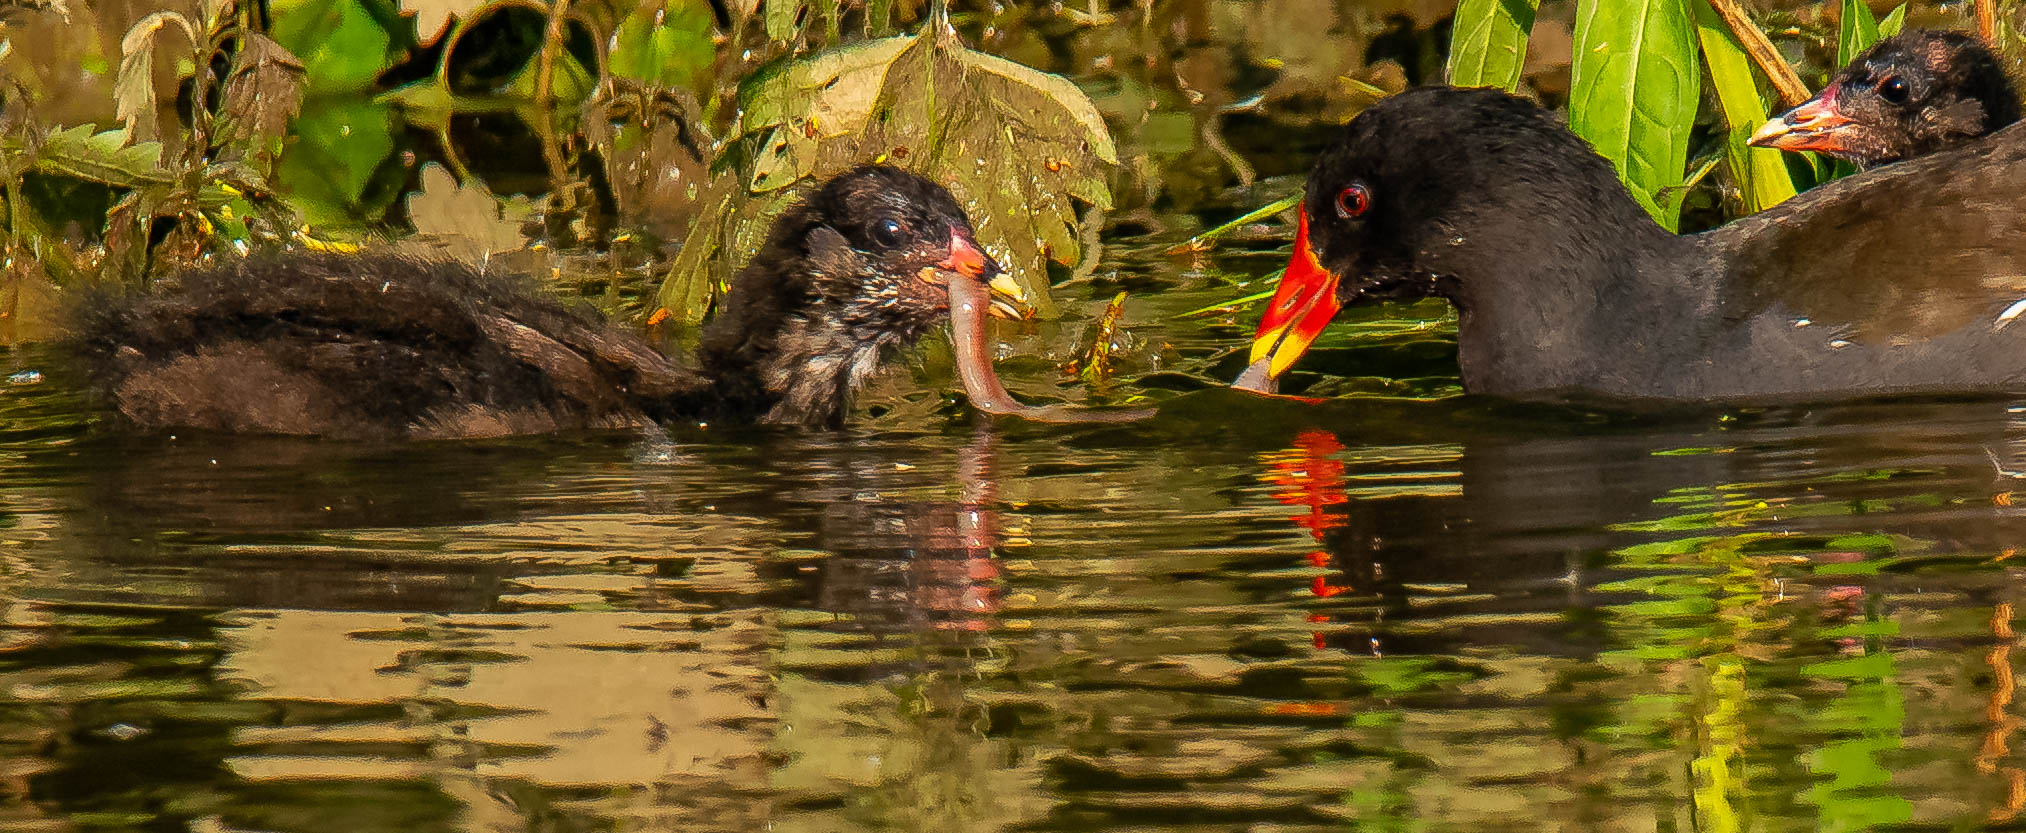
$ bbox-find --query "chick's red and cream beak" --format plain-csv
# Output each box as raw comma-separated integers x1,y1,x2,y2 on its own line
1244,211,1342,385
1748,85,1857,153
937,233,1029,320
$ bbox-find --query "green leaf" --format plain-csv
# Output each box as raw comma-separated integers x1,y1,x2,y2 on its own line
764,0,802,42
26,125,168,188
608,0,717,92
866,0,895,36
736,35,915,154
1876,3,1907,38
1693,0,1795,214
1837,0,1879,66
1166,193,1302,254
274,97,399,229
1568,0,1701,231
1447,0,1540,90
660,29,1117,321
269,0,396,93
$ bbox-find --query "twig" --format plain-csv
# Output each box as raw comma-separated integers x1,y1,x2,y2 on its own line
533,0,575,112
1978,0,1997,43
1199,114,1254,187
1705,0,1810,108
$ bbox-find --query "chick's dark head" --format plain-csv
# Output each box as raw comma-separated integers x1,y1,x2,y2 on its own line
787,166,1009,338
1751,29,2021,166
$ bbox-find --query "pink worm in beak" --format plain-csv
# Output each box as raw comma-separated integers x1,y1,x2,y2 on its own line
947,276,1156,424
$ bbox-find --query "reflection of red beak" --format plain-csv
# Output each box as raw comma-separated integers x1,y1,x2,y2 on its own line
1748,85,1858,154
1247,211,1343,380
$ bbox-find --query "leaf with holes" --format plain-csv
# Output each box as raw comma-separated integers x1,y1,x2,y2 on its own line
659,27,1116,321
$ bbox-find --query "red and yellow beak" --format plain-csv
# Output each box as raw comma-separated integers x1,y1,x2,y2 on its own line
1247,211,1343,381
938,233,1029,320
1748,86,1858,154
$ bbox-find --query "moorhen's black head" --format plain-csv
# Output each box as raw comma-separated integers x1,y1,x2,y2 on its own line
699,165,1025,426
1244,86,1674,386
1749,29,2021,166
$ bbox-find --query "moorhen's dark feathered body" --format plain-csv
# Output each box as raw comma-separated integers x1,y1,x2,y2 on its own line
1242,86,2026,401
1751,29,2021,166
73,166,1017,438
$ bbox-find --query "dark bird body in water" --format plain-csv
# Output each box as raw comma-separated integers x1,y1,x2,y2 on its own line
1239,86,2026,401
72,166,1026,439
1751,29,2020,166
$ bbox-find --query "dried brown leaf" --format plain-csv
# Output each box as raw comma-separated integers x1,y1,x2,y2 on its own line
402,0,488,44
216,33,307,143
400,163,527,263
115,11,199,143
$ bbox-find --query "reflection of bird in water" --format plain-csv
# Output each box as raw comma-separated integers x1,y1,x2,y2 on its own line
741,427,1010,640
1250,399,2026,668
69,166,1025,438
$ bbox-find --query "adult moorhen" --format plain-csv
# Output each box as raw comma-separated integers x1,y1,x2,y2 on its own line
71,165,1032,438
1237,85,2026,400
1749,29,2020,166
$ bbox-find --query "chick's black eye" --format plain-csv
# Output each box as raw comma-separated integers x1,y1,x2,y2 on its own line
1878,76,1909,104
871,219,908,248
1335,184,1371,219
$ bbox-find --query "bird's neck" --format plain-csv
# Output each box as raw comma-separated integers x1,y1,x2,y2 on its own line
696,297,932,428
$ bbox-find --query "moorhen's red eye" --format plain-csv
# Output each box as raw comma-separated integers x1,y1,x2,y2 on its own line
1878,75,1910,104
1335,184,1371,219
871,219,908,248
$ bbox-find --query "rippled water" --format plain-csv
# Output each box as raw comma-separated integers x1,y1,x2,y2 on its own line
8,285,2026,831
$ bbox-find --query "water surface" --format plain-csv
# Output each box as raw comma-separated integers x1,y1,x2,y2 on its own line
5,322,2026,831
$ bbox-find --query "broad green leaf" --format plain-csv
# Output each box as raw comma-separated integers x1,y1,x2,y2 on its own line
1837,0,1880,65
270,0,396,93
1877,4,1907,37
1569,0,1701,230
659,28,1117,321
737,36,914,142
1447,0,1540,90
764,0,802,42
274,97,399,229
1694,0,1794,214
608,0,716,92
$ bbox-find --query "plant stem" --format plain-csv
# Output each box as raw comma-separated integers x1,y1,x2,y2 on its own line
534,0,575,111
1704,0,1809,107
1978,0,1997,42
